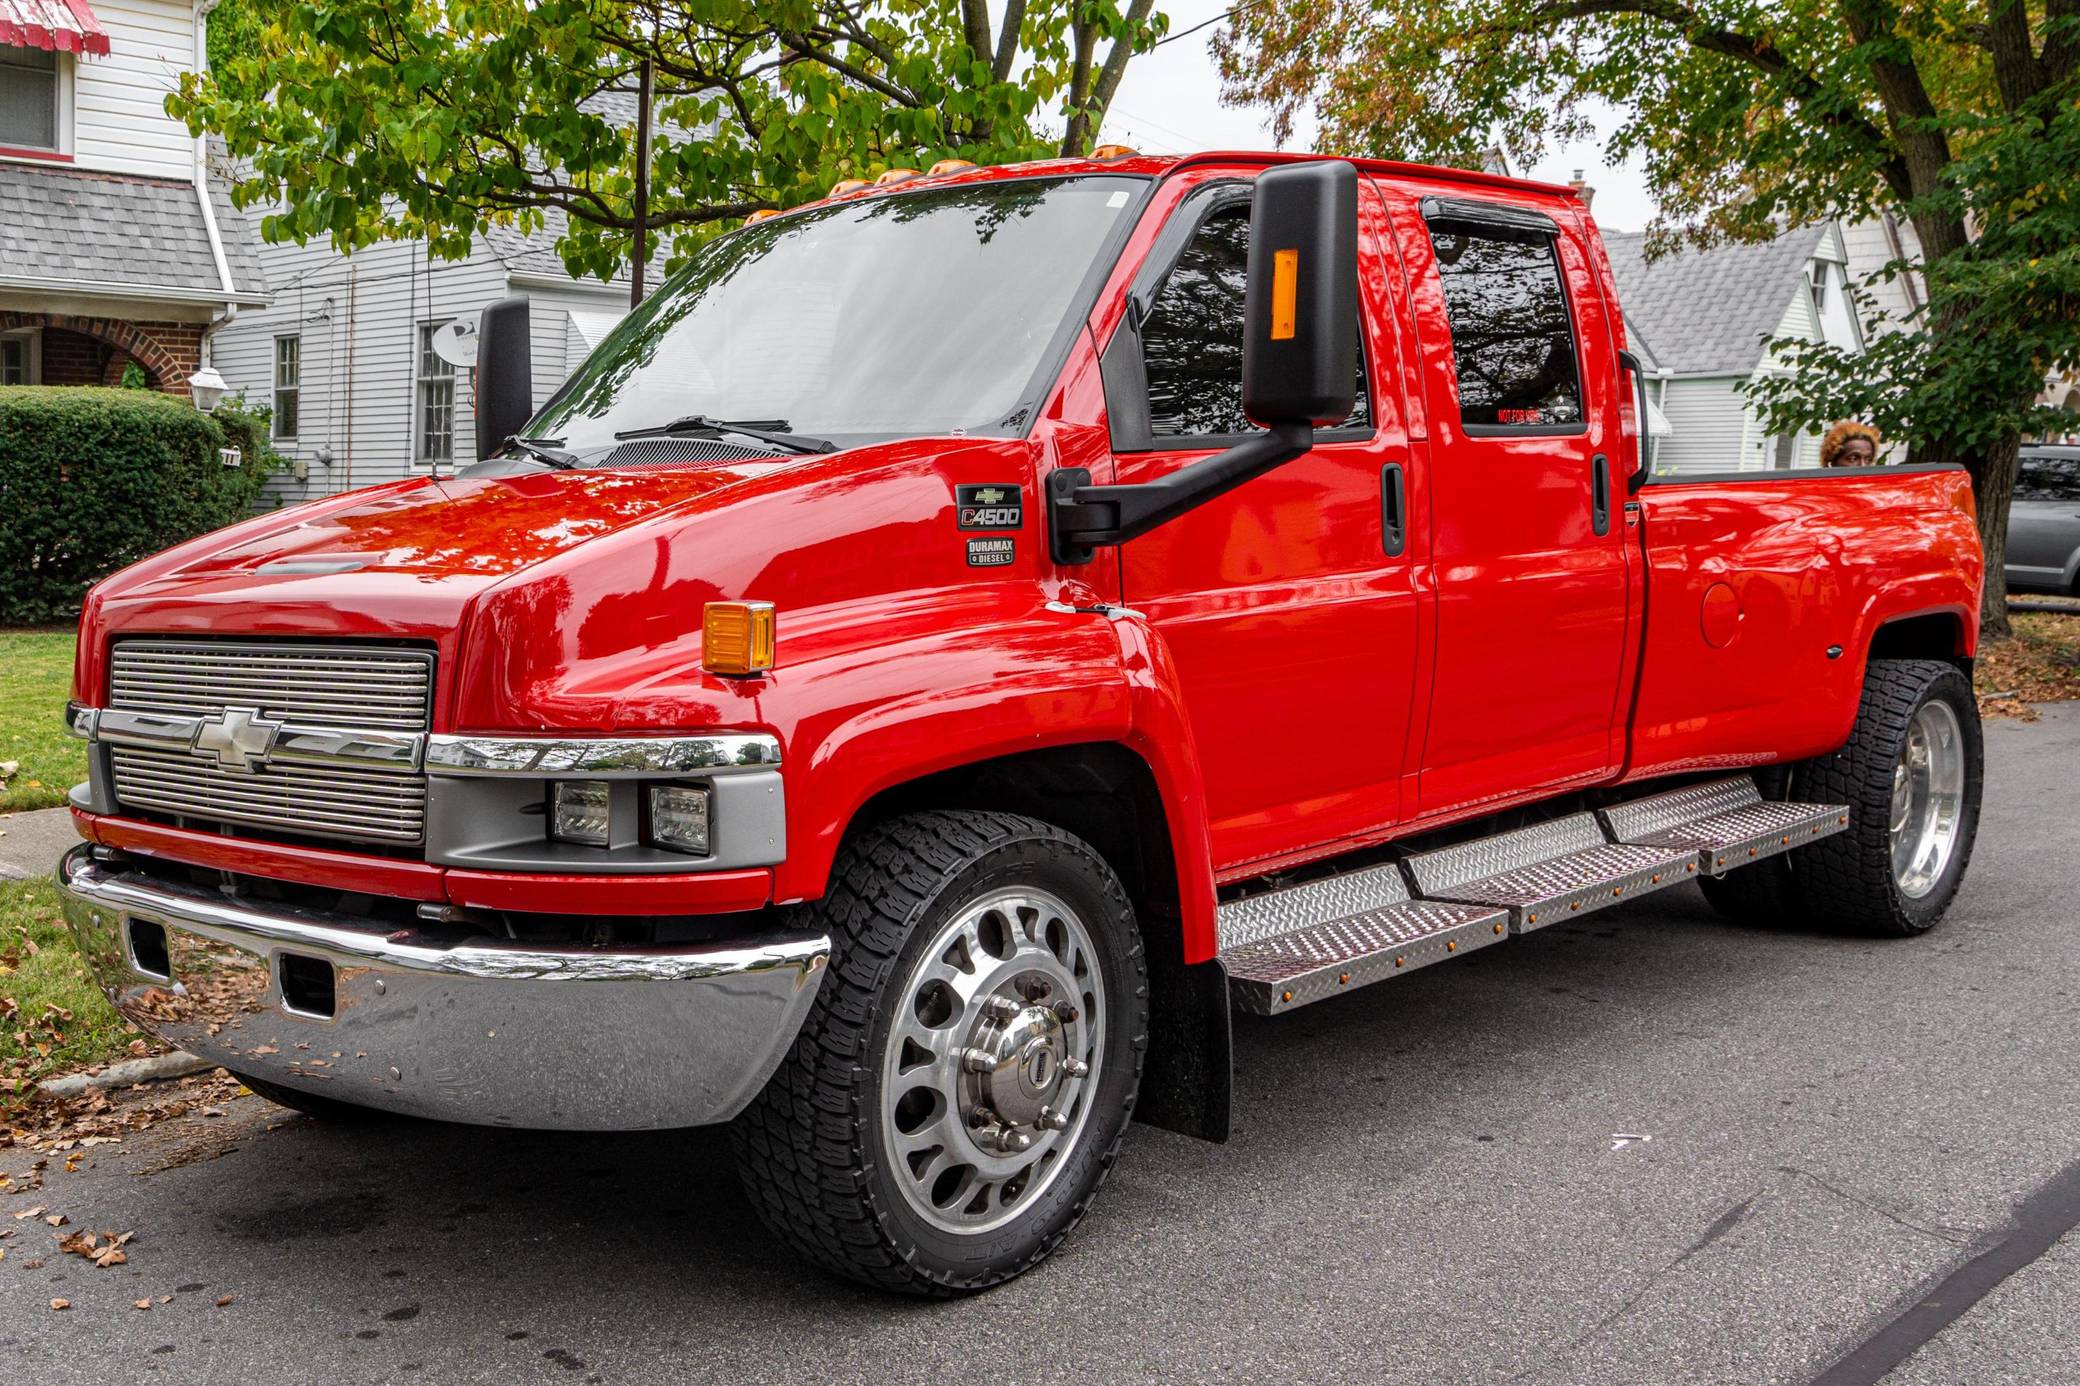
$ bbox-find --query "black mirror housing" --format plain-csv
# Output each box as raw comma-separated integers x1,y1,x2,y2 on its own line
1241,161,1359,427
474,295,533,463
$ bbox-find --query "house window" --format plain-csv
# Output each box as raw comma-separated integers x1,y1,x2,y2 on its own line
1428,225,1583,429
272,336,300,439
1,332,34,385
415,322,456,465
0,46,60,151
1809,267,1830,317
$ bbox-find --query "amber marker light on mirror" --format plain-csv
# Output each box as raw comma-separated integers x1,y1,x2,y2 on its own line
703,601,777,677
1270,248,1300,340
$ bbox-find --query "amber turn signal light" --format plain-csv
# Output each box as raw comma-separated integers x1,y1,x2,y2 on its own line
703,601,776,677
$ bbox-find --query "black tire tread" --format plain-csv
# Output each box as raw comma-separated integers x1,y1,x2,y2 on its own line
730,810,1147,1296
1791,658,1980,937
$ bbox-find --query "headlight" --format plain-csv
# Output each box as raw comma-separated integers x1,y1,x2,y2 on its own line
646,783,711,856
549,780,612,846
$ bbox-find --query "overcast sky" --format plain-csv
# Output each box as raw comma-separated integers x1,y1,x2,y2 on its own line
1098,0,1660,233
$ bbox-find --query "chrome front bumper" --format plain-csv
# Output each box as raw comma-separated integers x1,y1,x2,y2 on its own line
54,847,828,1130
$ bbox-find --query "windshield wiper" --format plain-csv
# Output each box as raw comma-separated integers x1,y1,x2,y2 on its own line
504,436,582,470
613,415,837,455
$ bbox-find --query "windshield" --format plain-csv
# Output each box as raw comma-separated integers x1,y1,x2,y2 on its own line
525,175,1144,455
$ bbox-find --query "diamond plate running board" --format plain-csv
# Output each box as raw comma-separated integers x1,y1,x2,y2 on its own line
1598,776,1850,875
1405,813,1698,933
1217,865,1508,1015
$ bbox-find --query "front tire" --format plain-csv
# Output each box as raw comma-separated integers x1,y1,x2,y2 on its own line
1792,658,1982,936
731,811,1148,1295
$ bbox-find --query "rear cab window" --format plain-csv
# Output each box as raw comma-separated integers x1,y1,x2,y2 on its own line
1420,198,1584,435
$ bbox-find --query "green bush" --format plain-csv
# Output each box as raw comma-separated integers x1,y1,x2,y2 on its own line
0,386,278,625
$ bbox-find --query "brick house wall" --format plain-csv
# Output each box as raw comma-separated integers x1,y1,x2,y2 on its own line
0,311,204,395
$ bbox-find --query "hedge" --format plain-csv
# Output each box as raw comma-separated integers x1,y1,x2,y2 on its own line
0,386,277,625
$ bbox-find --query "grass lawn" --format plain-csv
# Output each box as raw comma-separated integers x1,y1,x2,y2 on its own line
1,876,139,1117
0,629,83,813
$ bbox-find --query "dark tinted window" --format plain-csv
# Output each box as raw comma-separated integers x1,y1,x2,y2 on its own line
1428,227,1582,428
1141,205,1369,438
2016,453,2080,501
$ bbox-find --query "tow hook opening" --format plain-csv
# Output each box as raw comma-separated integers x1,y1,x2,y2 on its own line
127,919,171,980
278,953,337,1018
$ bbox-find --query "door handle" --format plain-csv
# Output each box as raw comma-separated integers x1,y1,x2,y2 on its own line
1591,453,1611,537
1380,462,1407,557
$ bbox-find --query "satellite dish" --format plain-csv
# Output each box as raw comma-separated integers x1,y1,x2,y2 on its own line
430,318,478,368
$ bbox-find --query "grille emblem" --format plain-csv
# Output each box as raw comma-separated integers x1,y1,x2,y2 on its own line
191,707,283,774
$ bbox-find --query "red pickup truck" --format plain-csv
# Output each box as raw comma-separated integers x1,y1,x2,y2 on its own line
56,152,1985,1295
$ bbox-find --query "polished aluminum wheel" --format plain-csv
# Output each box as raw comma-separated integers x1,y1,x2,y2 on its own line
1890,700,1966,899
878,886,1105,1235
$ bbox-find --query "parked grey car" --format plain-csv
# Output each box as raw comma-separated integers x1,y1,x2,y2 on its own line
2008,445,2080,594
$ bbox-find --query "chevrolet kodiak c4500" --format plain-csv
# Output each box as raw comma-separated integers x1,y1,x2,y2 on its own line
56,154,1986,1294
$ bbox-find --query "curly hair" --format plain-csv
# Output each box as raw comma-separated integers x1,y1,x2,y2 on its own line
1820,420,1883,467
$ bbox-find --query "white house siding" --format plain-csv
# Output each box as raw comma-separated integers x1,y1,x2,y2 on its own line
213,234,510,504
213,232,640,504
69,0,195,178
1652,377,1752,475
1840,216,1926,337
508,278,633,415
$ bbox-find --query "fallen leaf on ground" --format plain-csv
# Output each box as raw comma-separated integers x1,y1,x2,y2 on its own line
158,1295,171,1303
133,1299,151,1311
11,1205,43,1219
215,1294,235,1307
48,1298,69,1311
43,1213,65,1226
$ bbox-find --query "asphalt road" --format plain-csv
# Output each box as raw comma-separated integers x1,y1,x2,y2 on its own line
5,705,2078,1385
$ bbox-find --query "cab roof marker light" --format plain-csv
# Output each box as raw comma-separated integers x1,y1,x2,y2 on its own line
1090,144,1138,160
928,159,977,175
703,601,777,677
830,178,871,196
876,168,923,185
743,209,780,226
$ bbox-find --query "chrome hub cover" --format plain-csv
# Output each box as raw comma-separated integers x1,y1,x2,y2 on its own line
878,887,1104,1234
1890,700,1966,899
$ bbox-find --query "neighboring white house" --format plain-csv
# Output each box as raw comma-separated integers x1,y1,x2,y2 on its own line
1603,222,1867,474
0,0,265,393
210,212,651,499
211,91,680,502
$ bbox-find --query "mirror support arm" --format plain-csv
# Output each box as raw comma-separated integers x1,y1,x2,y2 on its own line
1048,420,1315,564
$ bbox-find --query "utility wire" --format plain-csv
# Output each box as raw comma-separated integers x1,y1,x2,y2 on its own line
1152,1,1255,46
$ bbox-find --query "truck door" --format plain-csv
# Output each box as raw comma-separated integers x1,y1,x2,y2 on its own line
1377,185,1633,816
1100,170,1425,874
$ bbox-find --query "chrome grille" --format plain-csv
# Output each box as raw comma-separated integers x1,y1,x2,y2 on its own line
109,641,433,729
108,746,426,844
106,640,433,847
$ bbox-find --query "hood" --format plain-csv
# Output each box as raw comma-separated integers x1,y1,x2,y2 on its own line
76,461,799,705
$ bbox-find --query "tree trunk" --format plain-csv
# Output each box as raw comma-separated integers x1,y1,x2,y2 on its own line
1967,435,2019,642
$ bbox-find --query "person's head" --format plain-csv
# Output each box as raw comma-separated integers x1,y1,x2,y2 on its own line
1821,421,1882,468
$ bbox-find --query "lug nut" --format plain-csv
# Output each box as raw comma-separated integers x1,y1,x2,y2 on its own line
984,995,1023,1022
960,1046,999,1073
1000,1129,1033,1153
1036,1106,1069,1131
968,1105,999,1129
1053,1001,1079,1023
1062,1057,1090,1078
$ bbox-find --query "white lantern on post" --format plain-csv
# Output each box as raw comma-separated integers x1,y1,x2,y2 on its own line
188,365,229,412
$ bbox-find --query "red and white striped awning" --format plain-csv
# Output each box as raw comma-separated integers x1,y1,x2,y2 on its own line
0,0,110,56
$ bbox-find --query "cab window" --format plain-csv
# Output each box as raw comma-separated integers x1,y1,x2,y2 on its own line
1139,204,1370,440
1427,225,1583,430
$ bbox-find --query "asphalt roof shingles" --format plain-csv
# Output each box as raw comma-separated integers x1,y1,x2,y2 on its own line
1,164,265,301
1601,225,1826,376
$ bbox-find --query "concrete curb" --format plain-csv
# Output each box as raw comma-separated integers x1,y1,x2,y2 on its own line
37,1052,217,1097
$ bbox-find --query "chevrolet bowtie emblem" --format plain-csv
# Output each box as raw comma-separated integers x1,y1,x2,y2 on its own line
192,707,283,773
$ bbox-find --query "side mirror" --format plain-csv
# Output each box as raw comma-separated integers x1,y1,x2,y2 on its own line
1048,159,1362,562
1242,160,1359,427
474,295,533,462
